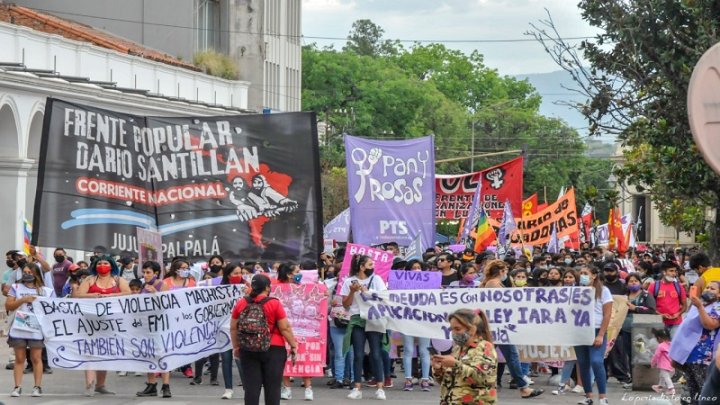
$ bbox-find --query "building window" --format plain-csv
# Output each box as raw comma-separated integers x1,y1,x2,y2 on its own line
196,0,220,51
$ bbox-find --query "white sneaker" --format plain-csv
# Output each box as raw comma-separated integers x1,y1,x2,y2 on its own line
347,388,362,400
135,372,144,377
85,382,95,397
552,384,567,395
577,398,593,405
375,388,386,400
281,386,292,400
598,399,609,405
305,387,314,401
118,371,128,376
11,386,21,397
572,385,585,394
222,389,233,399
31,386,42,397
523,376,535,385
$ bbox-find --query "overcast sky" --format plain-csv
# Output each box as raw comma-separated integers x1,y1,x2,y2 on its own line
301,0,601,76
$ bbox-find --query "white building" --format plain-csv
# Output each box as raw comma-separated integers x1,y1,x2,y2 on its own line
0,6,250,256
11,0,303,113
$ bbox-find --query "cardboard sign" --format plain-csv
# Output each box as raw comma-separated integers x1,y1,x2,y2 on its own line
388,270,441,290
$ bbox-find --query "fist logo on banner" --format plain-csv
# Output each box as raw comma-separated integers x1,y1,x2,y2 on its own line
485,168,505,190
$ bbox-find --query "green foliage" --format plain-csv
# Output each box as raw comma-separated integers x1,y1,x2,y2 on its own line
530,1,720,260
309,19,607,223
193,50,238,80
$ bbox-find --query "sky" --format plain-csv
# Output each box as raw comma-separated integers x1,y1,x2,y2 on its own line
301,0,601,76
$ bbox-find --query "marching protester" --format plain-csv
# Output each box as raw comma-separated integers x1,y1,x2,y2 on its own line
5,262,55,397
400,262,432,391
328,279,353,389
669,281,720,405
432,309,497,405
481,260,543,399
574,265,613,405
437,252,459,287
341,254,389,400
448,262,480,288
217,262,246,399
618,273,656,385
135,261,171,398
162,258,197,379
648,261,687,337
50,247,72,297
231,274,298,405
74,256,131,396
276,262,315,401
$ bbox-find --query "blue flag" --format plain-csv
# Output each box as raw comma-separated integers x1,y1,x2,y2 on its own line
403,231,424,261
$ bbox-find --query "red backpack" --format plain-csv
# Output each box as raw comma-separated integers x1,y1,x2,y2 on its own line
236,296,275,352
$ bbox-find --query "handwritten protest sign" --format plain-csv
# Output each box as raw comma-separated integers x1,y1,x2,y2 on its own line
605,295,629,356
272,283,328,377
336,243,394,293
32,285,244,371
518,345,576,362
388,270,441,290
137,227,163,264
356,287,596,345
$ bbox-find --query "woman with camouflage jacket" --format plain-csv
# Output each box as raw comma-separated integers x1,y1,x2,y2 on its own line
432,309,498,405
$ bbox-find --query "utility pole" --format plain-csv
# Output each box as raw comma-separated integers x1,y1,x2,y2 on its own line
470,121,475,172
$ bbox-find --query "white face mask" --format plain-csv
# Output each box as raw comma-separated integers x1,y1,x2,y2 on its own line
664,276,677,283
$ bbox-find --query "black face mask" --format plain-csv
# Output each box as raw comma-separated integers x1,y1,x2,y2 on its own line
16,259,27,269
210,264,223,273
54,255,65,263
6,259,15,268
365,268,375,277
605,274,618,283
21,273,35,284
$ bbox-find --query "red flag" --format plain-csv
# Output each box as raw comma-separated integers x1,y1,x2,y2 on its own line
608,208,626,253
435,157,524,220
522,194,538,217
536,202,548,212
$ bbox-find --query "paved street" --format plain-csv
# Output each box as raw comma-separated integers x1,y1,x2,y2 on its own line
0,343,673,405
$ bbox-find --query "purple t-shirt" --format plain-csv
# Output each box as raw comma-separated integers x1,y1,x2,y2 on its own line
52,259,71,296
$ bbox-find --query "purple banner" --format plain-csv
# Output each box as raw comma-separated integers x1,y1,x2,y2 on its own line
388,270,441,290
323,208,350,242
345,135,435,248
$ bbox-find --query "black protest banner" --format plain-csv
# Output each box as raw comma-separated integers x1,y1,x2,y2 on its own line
33,98,322,261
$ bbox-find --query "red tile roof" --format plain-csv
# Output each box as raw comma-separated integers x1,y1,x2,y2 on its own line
0,4,200,72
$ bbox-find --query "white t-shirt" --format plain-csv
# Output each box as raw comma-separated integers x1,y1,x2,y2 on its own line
594,286,614,328
8,283,55,340
340,275,387,316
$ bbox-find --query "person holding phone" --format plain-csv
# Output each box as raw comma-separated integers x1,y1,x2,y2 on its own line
432,309,497,405
341,255,388,400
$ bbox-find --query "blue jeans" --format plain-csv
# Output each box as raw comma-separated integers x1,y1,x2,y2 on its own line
520,362,530,378
351,327,384,385
496,345,528,390
221,349,244,390
329,326,353,381
402,334,430,380
560,360,595,387
574,329,607,395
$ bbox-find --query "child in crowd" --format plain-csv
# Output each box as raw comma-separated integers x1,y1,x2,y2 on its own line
128,279,143,294
650,328,674,395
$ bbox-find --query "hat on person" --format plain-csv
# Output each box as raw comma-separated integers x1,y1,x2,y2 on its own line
68,263,80,272
603,262,620,272
251,273,271,291
13,249,27,257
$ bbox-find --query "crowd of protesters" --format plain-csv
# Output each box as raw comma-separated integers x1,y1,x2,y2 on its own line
1,242,720,405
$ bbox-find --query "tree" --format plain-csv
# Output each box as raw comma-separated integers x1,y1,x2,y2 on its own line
529,2,720,260
344,19,401,57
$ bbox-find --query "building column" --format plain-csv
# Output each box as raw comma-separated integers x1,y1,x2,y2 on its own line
0,159,32,251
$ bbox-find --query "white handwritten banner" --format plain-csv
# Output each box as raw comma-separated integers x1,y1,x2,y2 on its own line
272,283,328,377
32,285,244,371
356,287,596,345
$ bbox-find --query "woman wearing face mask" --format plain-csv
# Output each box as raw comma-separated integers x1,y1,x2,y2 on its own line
481,260,543,399
432,309,497,404
215,262,246,399
448,263,480,288
669,281,720,405
530,268,549,287
510,268,529,288
276,262,314,400
75,256,131,396
546,267,563,287
6,263,55,397
136,261,172,398
341,255,389,400
563,255,574,267
613,273,657,388
161,259,196,379
398,261,433,392
574,265,612,405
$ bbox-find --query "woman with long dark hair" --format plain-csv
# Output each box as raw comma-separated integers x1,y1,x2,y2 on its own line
341,255,388,400
6,263,54,397
75,256,130,396
574,265,613,405
432,309,497,404
230,274,297,405
214,262,246,399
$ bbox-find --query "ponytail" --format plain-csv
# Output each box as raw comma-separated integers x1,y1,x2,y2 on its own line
449,308,493,343
350,254,370,277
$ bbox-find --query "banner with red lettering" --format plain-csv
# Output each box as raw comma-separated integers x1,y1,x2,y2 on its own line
435,157,523,220
273,283,328,377
511,188,579,247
